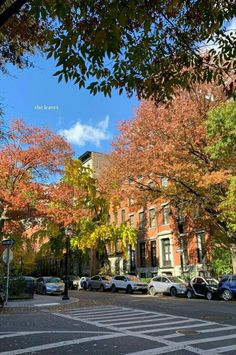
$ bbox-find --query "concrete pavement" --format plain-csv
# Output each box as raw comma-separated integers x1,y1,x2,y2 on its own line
5,294,79,308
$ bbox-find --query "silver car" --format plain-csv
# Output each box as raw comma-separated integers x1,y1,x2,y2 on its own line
35,277,64,295
87,275,112,291
148,275,187,297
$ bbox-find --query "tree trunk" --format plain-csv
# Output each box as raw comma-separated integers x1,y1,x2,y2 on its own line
230,244,236,273
0,218,5,235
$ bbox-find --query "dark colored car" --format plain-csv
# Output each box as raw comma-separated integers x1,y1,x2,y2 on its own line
62,275,80,290
0,289,6,308
218,274,236,301
186,276,219,300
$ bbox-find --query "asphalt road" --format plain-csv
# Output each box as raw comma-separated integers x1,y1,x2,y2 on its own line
0,290,235,354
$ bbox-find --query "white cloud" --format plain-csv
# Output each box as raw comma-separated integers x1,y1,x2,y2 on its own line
59,115,111,147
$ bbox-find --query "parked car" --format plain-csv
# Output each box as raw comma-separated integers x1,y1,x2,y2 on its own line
62,275,80,290
35,277,64,295
79,276,89,290
148,275,187,297
111,275,148,294
87,275,112,291
218,274,236,301
186,276,219,300
0,288,6,308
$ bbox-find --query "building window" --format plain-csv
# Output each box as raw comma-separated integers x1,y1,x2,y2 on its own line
151,240,157,267
162,238,171,267
149,208,156,228
162,205,170,225
161,177,168,187
114,212,118,225
129,245,136,271
129,214,134,227
140,242,146,267
129,196,134,207
121,209,125,223
196,232,206,264
138,211,145,230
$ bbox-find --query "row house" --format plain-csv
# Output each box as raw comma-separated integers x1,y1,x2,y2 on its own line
108,198,210,279
80,151,211,278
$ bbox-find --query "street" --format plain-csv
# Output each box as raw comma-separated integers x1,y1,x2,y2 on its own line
0,290,235,354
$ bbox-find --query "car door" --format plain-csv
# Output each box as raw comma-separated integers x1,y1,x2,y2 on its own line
160,277,170,293
193,277,205,295
152,276,162,293
229,275,236,294
91,275,100,289
119,276,127,289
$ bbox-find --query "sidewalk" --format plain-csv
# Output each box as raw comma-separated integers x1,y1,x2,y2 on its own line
6,294,79,308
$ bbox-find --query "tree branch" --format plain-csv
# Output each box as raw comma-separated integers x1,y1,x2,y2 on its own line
0,0,28,27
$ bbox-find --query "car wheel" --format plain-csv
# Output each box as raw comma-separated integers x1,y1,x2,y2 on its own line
170,287,177,297
111,284,117,293
42,287,47,295
206,291,213,300
126,285,133,294
149,286,157,296
100,284,105,292
221,289,232,301
186,290,193,299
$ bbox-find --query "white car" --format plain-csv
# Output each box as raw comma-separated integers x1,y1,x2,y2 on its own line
148,275,187,297
111,275,148,294
79,276,89,290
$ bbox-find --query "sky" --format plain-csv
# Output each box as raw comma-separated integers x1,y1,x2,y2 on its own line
0,55,139,158
1,17,235,160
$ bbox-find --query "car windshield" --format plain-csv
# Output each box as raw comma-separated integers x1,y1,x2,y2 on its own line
168,277,185,283
46,277,61,283
127,275,140,282
206,278,218,286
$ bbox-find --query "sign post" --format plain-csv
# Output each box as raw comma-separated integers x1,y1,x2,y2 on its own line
2,239,14,305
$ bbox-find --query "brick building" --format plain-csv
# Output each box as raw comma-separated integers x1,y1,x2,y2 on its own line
80,151,211,278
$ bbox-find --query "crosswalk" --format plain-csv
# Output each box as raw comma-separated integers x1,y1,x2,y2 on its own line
54,306,236,354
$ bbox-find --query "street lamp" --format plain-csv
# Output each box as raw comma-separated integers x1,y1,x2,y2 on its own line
62,225,73,301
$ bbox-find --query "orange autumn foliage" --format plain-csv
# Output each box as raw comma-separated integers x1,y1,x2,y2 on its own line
0,119,72,236
102,84,234,240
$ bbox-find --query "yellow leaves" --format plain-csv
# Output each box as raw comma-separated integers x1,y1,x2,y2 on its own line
70,218,137,256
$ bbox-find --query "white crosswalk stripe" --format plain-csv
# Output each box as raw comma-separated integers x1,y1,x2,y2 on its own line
54,306,236,354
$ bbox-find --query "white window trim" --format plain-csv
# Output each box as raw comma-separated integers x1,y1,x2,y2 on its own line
158,232,174,269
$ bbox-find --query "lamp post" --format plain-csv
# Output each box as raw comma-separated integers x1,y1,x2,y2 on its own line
62,226,73,301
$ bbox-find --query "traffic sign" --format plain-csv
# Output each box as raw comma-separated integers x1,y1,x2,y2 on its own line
2,249,13,264
2,239,15,246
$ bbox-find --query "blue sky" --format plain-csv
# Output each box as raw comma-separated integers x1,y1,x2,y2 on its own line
0,55,139,158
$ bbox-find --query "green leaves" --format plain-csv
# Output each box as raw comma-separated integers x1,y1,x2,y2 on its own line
28,0,236,102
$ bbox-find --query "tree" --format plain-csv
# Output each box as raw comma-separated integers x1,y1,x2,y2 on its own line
0,119,72,236
0,2,52,74
207,101,236,234
42,158,137,272
1,1,235,102
103,84,235,249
